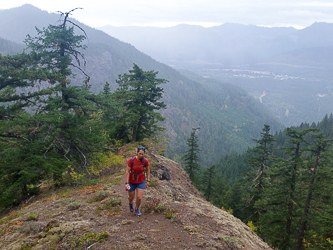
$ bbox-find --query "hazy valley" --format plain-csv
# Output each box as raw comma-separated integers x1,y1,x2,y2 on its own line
100,22,333,126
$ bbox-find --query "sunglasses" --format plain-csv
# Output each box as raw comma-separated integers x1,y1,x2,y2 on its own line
138,146,145,151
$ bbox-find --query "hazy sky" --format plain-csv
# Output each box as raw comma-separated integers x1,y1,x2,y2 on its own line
2,0,333,29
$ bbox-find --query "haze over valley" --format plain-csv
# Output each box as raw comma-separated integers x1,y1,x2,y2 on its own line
100,23,333,126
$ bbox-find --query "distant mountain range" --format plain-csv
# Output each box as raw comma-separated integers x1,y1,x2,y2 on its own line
0,4,283,165
99,22,333,126
98,22,333,68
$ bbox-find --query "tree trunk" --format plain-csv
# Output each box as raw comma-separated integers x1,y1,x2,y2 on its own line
285,143,300,249
295,153,320,250
132,125,137,142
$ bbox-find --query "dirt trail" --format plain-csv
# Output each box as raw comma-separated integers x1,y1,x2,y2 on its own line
104,166,199,249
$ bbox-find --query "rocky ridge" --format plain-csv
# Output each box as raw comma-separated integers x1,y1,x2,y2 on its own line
0,147,271,249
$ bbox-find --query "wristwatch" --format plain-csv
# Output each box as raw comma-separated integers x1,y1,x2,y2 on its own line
125,182,129,184
147,180,150,182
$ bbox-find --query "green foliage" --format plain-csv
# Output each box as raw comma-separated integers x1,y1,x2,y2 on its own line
26,211,39,221
221,207,234,215
165,69,283,167
215,115,333,250
222,235,238,243
18,221,42,235
86,191,110,203
0,11,112,209
66,202,81,211
94,197,122,215
201,165,216,201
70,231,109,250
241,125,276,224
142,198,165,213
89,152,124,176
112,64,167,142
148,177,159,188
182,128,201,183
247,221,257,232
20,241,37,250
164,208,178,220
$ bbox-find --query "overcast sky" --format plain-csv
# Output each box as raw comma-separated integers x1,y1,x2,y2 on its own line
2,0,333,29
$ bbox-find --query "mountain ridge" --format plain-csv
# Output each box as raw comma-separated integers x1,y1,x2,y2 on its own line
0,145,271,249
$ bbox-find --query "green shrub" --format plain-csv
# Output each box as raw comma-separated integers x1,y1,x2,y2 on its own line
86,191,109,203
89,152,124,176
94,197,122,215
149,178,159,188
18,221,42,234
247,221,257,232
142,198,165,213
70,231,109,250
67,202,81,211
26,212,39,221
164,208,178,220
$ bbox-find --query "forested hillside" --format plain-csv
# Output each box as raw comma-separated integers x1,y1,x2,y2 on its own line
100,22,333,127
0,38,24,55
199,114,333,249
0,4,283,165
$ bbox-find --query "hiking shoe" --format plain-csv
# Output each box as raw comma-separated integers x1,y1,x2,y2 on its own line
129,204,134,212
135,208,141,216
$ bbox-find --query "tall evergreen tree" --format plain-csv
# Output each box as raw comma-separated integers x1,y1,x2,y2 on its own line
211,115,333,249
23,9,102,182
282,128,315,249
295,133,332,250
256,127,316,249
242,125,275,223
0,9,105,208
113,64,167,142
182,127,201,183
202,165,216,201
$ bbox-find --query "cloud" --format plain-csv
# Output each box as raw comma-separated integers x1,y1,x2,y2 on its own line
2,0,333,28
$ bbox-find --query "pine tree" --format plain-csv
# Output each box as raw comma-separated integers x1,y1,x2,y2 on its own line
23,9,102,183
295,133,332,250
182,127,201,183
256,127,316,249
242,125,275,224
202,165,216,201
113,64,167,142
0,9,106,208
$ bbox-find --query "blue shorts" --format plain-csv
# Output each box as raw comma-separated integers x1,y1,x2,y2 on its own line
128,181,145,192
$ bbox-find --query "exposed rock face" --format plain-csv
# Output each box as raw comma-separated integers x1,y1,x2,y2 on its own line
0,147,271,249
151,163,171,180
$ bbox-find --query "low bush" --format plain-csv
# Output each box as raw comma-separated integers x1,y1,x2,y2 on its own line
86,191,110,203
142,198,165,213
164,208,178,220
26,212,39,221
67,202,81,211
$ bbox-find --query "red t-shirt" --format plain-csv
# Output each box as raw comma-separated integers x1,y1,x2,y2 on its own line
127,157,149,184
